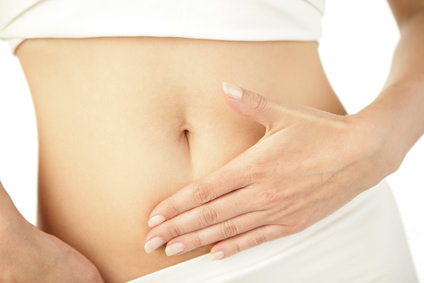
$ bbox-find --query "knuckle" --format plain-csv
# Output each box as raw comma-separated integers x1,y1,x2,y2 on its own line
250,165,268,180
199,205,219,226
221,221,239,238
262,209,278,224
250,94,267,114
252,232,267,246
168,223,183,237
191,233,203,248
230,241,242,254
168,200,180,215
192,183,213,204
257,189,279,207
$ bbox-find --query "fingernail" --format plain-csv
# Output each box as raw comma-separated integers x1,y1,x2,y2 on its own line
165,242,185,256
144,237,164,253
148,215,165,227
211,251,225,260
222,82,242,100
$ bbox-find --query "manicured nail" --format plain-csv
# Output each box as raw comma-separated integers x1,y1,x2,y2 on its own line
144,237,164,253
165,243,185,256
222,82,242,100
148,215,165,227
211,251,225,260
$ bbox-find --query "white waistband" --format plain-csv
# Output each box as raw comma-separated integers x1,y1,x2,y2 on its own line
125,179,418,283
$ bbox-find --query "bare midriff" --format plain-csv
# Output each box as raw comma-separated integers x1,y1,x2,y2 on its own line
15,36,347,283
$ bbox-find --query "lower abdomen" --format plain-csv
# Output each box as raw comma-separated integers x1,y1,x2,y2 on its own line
16,36,347,282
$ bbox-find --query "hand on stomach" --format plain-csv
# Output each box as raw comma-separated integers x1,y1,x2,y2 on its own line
15,36,347,283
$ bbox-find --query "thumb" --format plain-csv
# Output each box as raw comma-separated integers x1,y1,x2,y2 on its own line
222,81,282,131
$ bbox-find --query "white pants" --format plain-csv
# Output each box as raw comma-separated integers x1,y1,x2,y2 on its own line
127,179,418,283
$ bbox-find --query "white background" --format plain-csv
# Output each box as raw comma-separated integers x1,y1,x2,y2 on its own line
0,0,422,281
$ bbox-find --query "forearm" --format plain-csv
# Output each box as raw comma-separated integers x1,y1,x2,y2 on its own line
355,9,424,170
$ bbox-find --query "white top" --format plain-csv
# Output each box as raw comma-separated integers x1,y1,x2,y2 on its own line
0,0,325,56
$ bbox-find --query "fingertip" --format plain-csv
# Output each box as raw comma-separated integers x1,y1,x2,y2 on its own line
148,215,165,227
211,250,225,260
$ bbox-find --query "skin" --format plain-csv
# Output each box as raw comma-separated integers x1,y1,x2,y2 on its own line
0,1,422,282
144,0,424,260
14,33,348,280
0,181,104,282
14,38,341,282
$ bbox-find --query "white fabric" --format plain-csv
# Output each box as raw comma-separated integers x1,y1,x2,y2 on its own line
0,0,324,56
126,179,418,283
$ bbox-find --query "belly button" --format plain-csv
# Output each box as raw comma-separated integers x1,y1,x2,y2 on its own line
182,129,191,151
183,129,190,141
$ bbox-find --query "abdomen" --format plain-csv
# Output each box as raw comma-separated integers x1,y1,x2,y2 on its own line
16,36,347,283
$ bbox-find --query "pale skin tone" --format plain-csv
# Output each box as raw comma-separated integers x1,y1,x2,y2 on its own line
0,1,423,282
144,0,424,259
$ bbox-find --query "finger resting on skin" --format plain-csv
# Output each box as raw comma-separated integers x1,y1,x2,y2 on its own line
210,224,290,259
145,186,259,243
165,210,269,256
148,159,252,224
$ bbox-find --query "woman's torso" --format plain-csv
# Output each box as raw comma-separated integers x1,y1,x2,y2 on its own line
15,36,347,283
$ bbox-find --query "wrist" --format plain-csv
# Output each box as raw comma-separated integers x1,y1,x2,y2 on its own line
346,97,406,177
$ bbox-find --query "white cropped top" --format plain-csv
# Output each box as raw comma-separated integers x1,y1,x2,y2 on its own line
0,0,325,56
